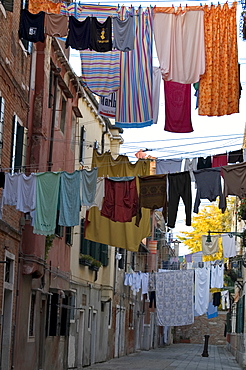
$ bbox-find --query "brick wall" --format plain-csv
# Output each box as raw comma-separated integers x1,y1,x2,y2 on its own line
174,311,227,345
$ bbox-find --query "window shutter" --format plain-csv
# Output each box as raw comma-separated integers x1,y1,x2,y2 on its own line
80,219,90,255
14,123,24,171
90,242,100,261
2,0,14,12
100,244,108,266
236,296,245,333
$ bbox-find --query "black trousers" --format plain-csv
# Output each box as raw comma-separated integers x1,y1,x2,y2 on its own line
167,171,192,228
149,291,156,308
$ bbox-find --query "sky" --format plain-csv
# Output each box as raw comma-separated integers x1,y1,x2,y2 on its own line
69,1,246,256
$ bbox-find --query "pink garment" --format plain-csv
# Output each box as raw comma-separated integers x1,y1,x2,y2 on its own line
101,177,138,222
154,10,205,84
212,154,228,168
164,80,193,133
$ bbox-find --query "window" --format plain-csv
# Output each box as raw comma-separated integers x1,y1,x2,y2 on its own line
79,126,86,164
46,291,70,337
80,219,108,266
65,227,73,246
28,292,36,337
118,248,126,270
131,252,136,271
0,96,5,165
69,292,76,322
55,211,64,238
60,295,69,336
129,303,134,328
60,96,66,134
10,115,27,173
47,293,59,336
4,258,11,283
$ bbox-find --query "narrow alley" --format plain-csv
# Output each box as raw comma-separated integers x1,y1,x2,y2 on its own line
85,343,241,370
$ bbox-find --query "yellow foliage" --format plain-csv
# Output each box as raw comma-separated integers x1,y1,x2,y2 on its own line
178,200,234,261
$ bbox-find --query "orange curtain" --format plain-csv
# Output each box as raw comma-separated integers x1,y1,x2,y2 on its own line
198,2,239,116
28,0,61,14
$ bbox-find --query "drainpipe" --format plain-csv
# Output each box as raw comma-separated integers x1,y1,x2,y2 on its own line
47,71,58,172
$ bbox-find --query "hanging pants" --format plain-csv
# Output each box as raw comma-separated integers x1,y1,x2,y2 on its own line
149,291,156,308
167,171,192,228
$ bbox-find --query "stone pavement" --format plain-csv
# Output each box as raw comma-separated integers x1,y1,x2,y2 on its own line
86,343,242,369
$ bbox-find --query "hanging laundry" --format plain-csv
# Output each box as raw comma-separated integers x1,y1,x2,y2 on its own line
44,13,68,37
213,292,221,306
98,92,116,118
192,251,203,264
115,7,153,128
33,172,61,236
113,15,135,52
221,290,230,310
19,9,45,43
85,150,150,252
28,0,61,14
16,173,36,214
221,162,246,200
156,270,194,326
193,82,199,109
184,158,197,182
66,16,91,50
202,235,219,255
228,149,243,164
136,174,167,226
60,2,83,17
58,171,81,227
211,263,224,289
185,253,193,263
156,158,182,174
212,153,228,168
149,291,156,308
197,156,212,169
90,17,112,52
101,177,138,223
222,234,237,258
167,171,192,229
207,301,218,319
79,4,120,96
153,67,162,124
164,80,193,133
141,272,149,295
193,168,225,213
80,168,98,206
88,177,105,211
1,173,19,210
198,2,239,116
154,7,205,84
195,267,210,316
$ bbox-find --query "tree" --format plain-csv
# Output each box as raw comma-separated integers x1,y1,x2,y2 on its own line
178,200,234,261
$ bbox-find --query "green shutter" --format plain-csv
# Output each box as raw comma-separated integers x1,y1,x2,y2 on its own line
100,244,108,266
236,296,245,333
80,219,90,255
2,0,14,12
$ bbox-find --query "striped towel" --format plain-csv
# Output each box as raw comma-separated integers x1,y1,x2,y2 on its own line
78,4,121,97
115,7,153,128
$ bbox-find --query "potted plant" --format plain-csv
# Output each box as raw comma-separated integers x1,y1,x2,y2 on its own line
79,254,94,266
89,259,102,272
238,198,246,220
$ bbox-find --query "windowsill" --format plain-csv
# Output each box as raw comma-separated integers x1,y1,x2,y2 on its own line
0,3,6,18
27,337,35,343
